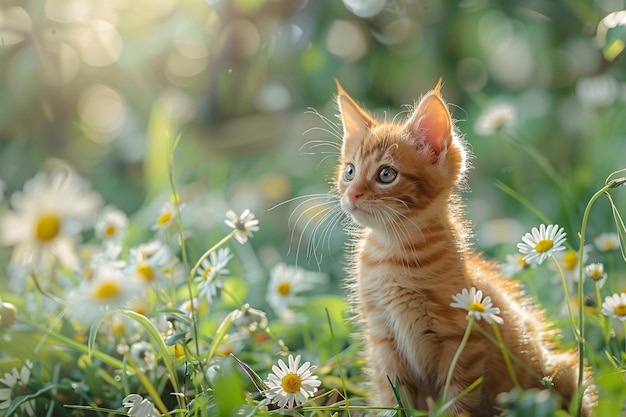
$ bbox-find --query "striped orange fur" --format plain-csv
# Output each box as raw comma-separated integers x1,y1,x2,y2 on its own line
334,80,596,416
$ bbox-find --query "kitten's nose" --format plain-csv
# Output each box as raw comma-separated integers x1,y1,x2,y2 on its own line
349,190,363,203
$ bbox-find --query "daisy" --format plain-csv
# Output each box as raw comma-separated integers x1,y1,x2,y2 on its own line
195,247,232,303
94,205,128,243
451,287,504,324
232,303,268,334
594,232,620,252
122,394,157,417
151,200,180,237
126,242,173,286
601,292,626,322
264,354,321,409
130,341,156,371
585,263,607,287
500,253,529,277
225,209,259,244
0,360,35,417
517,224,567,265
67,262,142,325
0,167,102,271
474,102,517,136
266,263,313,316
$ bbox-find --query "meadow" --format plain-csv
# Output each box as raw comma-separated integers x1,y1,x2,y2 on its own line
1,1,626,416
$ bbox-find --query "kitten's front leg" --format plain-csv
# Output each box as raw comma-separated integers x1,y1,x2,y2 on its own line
440,351,491,417
367,335,409,408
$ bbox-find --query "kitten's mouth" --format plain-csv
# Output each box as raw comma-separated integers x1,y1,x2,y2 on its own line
341,199,372,224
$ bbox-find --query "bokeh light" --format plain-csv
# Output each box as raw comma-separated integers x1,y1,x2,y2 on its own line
78,84,127,143
0,6,32,46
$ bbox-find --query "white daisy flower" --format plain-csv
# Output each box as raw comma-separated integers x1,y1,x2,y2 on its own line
130,341,156,371
232,303,268,334
517,224,567,265
585,263,607,287
451,287,504,324
594,232,620,252
500,253,529,277
122,394,158,417
264,354,321,409
195,247,232,303
68,262,142,325
126,242,173,286
0,360,35,417
0,167,102,271
601,292,626,322
474,102,517,136
151,200,180,237
94,205,128,242
266,263,313,316
224,209,259,244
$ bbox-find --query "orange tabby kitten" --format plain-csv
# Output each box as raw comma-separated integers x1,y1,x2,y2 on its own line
334,80,595,416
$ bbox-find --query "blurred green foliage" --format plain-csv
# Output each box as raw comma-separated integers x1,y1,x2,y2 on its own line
2,0,625,270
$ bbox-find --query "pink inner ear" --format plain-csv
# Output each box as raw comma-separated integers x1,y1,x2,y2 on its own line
407,94,452,157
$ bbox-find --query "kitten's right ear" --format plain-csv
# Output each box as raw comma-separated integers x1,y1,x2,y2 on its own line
336,81,374,140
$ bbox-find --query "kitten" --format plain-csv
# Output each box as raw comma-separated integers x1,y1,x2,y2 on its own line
334,80,596,416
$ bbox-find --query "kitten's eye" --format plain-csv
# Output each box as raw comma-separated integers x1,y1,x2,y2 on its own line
377,167,398,184
344,164,355,181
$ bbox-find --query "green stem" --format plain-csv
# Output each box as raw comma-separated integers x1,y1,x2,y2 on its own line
443,317,474,403
576,183,612,416
188,230,238,282
550,255,580,340
491,322,519,388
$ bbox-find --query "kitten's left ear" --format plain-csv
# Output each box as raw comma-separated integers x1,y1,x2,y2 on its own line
405,79,453,161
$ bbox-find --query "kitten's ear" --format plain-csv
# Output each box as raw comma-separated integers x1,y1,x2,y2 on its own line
336,80,374,139
405,79,453,160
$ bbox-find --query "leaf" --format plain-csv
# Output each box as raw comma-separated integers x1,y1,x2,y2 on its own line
205,309,237,364
230,353,269,393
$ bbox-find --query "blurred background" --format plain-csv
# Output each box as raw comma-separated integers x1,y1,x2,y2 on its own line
1,0,625,285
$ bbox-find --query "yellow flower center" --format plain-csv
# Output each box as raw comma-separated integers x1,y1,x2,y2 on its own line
136,263,154,282
112,321,126,338
491,113,509,129
515,256,527,266
562,250,578,272
202,267,212,281
604,241,615,250
534,239,554,253
35,213,61,242
277,282,292,297
281,373,302,394
93,281,121,300
468,302,485,313
104,224,117,237
157,211,172,226
614,304,626,317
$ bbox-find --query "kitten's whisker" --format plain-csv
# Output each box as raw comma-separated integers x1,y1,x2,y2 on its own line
292,203,335,263
268,193,332,212
304,107,343,138
300,137,342,152
306,206,344,265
